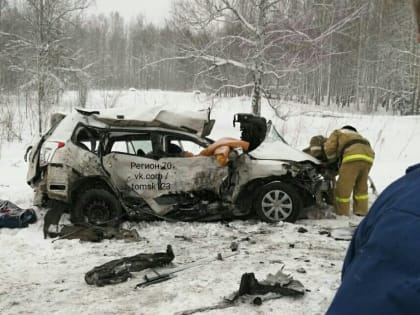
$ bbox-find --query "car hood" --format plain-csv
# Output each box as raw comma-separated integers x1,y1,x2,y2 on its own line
249,140,320,164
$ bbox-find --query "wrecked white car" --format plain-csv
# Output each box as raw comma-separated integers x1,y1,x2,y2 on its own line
25,108,329,225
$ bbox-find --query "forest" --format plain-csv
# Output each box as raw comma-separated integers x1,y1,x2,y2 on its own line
0,0,419,133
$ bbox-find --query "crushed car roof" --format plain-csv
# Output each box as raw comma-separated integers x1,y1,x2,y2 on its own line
76,107,213,136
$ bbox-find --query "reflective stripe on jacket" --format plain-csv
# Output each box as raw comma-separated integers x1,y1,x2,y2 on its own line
324,129,375,164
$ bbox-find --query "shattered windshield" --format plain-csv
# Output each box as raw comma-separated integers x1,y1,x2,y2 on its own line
264,121,288,144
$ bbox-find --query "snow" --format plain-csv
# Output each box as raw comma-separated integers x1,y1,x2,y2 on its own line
0,89,419,315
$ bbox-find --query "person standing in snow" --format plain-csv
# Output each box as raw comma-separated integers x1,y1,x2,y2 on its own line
323,126,374,216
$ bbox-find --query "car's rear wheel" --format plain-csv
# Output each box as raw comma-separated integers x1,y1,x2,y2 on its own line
254,182,302,223
73,189,122,226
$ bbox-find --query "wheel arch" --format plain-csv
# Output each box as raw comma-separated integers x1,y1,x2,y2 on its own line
234,175,314,214
254,181,303,222
70,177,123,225
70,175,119,206
234,176,286,214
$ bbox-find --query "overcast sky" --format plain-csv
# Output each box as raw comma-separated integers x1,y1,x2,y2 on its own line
90,0,174,25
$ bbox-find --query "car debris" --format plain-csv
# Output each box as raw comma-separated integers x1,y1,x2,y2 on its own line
229,241,239,251
85,245,175,286
51,224,100,242
296,267,307,274
329,226,356,241
174,235,193,242
235,269,305,297
175,268,305,315
49,224,141,243
269,259,284,264
25,108,331,226
176,293,284,315
316,224,357,241
43,206,67,238
319,230,332,237
135,251,239,289
297,227,308,233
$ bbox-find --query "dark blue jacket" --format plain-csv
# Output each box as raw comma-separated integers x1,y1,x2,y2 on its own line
327,163,420,315
0,200,36,228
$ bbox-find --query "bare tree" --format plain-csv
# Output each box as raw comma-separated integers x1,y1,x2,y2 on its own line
0,0,91,133
413,0,420,37
0,0,6,21
157,0,365,116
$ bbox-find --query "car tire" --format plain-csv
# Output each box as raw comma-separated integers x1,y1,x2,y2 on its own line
73,189,122,226
254,182,302,223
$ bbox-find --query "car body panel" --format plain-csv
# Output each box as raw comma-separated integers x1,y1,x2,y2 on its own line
47,112,106,142
103,153,228,215
25,135,43,185
249,140,320,164
44,141,105,202
230,155,289,200
248,123,320,164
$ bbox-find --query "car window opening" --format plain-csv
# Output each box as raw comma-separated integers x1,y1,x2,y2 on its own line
108,133,154,158
164,135,206,157
74,127,100,153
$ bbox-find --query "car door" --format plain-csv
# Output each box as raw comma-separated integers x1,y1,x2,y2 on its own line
25,134,43,186
25,113,68,186
102,131,228,215
157,135,228,194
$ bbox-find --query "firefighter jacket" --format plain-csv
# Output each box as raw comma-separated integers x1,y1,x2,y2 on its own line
323,129,374,165
303,135,327,161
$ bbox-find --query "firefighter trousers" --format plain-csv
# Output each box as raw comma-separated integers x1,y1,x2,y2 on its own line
335,160,372,216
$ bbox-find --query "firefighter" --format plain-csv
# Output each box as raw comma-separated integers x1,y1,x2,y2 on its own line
324,126,375,216
303,135,327,160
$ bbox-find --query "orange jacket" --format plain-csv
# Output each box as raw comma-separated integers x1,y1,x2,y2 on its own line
200,138,249,166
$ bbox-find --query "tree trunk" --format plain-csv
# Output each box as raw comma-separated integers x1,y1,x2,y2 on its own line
252,72,262,116
355,14,363,111
38,80,44,134
326,34,333,107
78,82,88,108
37,0,45,134
251,0,266,117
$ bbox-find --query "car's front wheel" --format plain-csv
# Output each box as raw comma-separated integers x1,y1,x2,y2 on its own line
73,189,122,226
254,182,302,223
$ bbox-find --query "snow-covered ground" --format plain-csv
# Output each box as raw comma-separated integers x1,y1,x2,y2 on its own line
0,90,419,315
